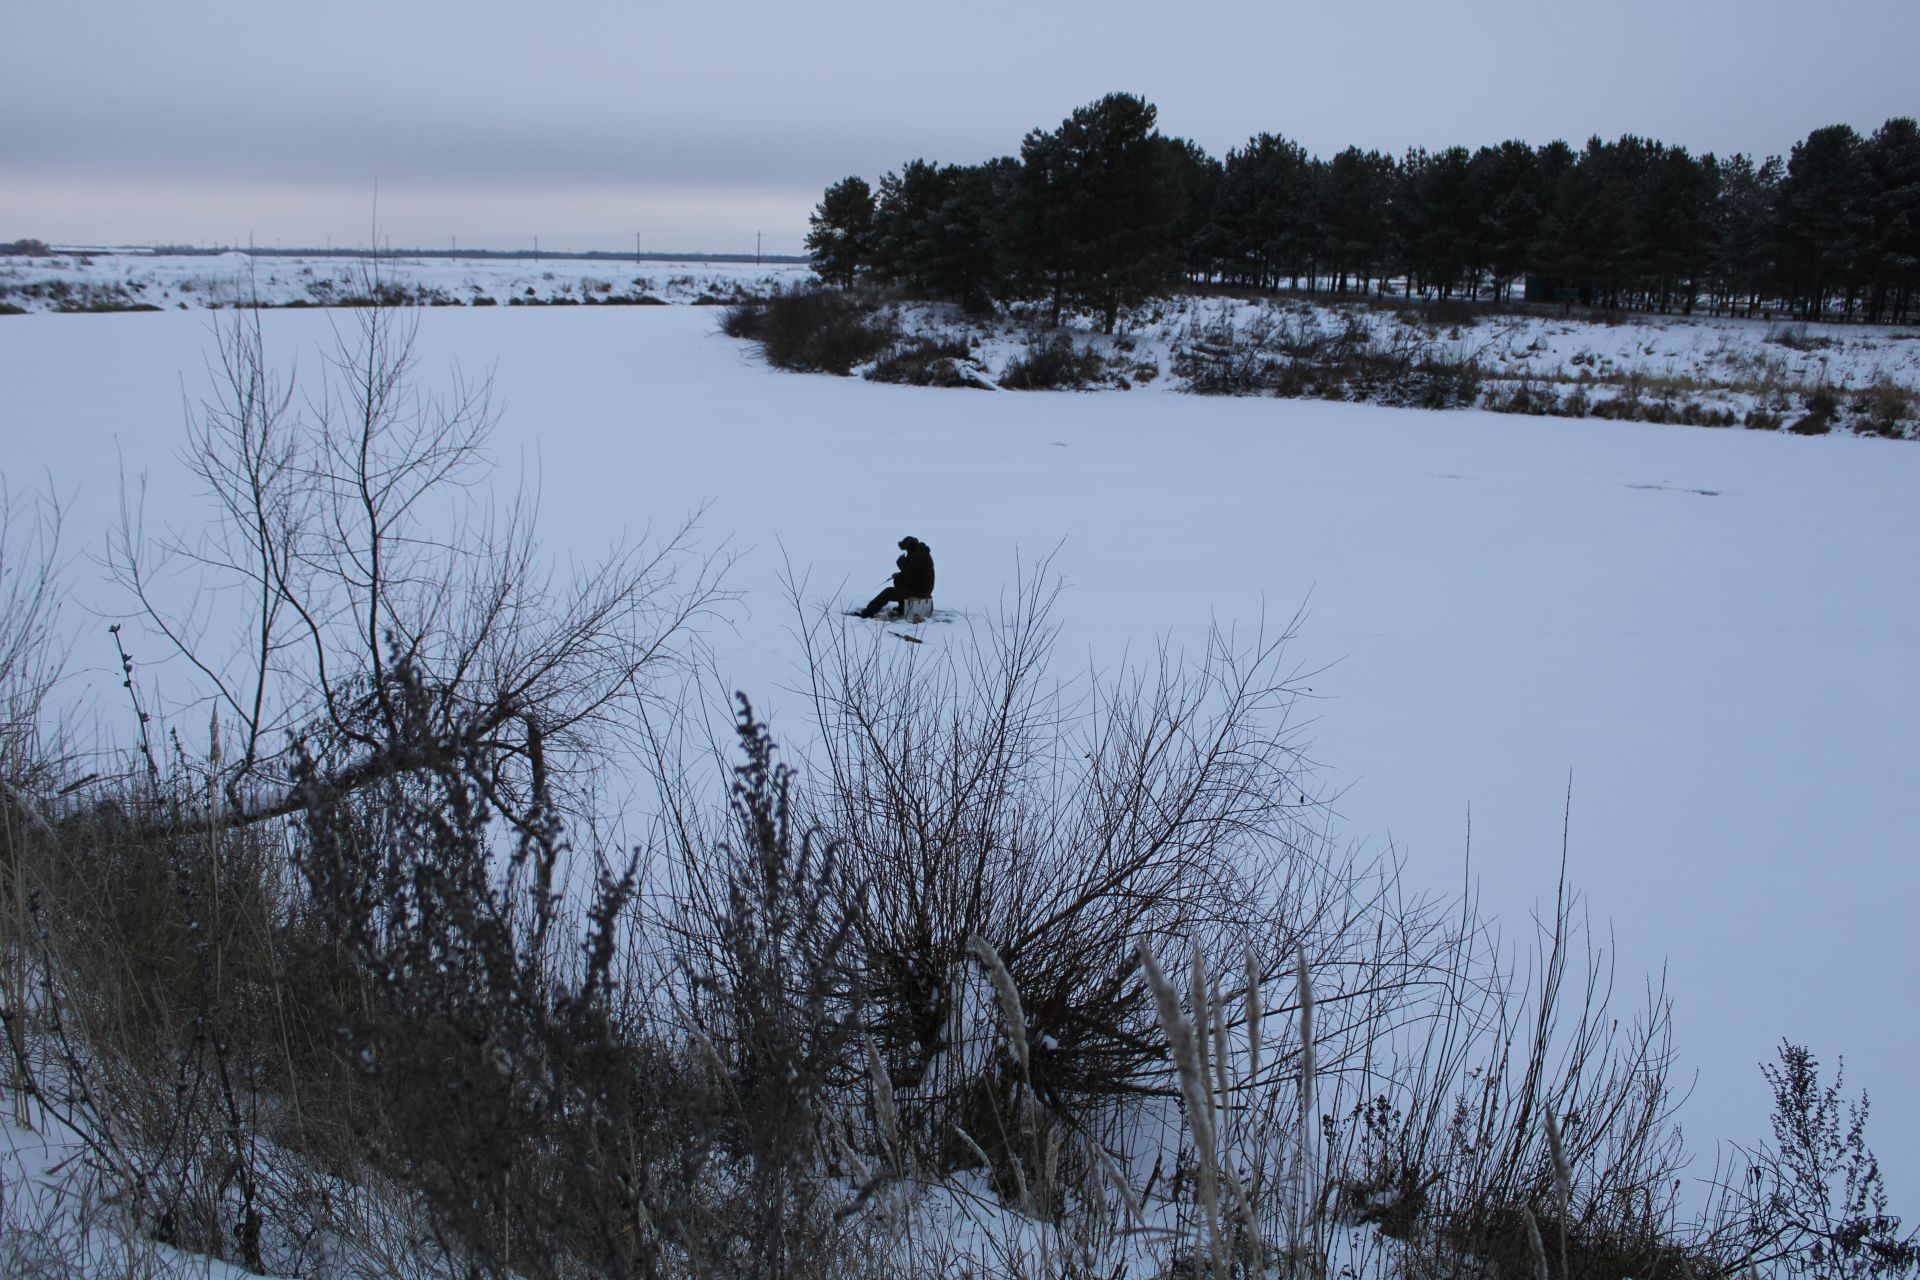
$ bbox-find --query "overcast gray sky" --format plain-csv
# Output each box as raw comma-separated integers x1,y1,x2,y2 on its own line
4,0,1915,254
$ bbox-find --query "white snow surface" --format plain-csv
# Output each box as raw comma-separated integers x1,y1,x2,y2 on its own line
1166,292,1920,390
1,303,1917,1265
926,291,1920,406
7,251,1919,410
0,249,809,310
2,1109,258,1277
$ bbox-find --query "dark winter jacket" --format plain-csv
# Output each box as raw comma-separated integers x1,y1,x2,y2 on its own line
893,539,935,597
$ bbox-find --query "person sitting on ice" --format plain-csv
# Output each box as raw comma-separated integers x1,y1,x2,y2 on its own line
856,535,935,620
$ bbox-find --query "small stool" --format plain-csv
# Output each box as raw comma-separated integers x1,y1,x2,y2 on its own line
900,597,934,623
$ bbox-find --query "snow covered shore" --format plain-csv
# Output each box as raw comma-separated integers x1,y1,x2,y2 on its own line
6,251,1916,439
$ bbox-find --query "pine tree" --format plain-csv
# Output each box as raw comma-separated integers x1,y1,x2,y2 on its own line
1164,137,1226,285
919,159,1015,313
1864,118,1920,323
1321,146,1394,295
1472,141,1542,303
1707,153,1780,315
1218,132,1313,289
805,177,875,287
1637,144,1716,313
1013,93,1184,333
870,159,948,291
1776,125,1872,318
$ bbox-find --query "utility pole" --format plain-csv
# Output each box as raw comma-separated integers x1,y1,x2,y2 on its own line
534,234,539,262
756,230,762,265
636,231,641,262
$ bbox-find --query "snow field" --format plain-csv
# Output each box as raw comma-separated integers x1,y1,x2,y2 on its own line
0,303,1915,1221
0,250,811,311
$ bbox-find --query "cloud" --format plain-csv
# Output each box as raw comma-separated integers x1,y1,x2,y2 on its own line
7,0,1915,246
5,93,903,191
0,168,820,254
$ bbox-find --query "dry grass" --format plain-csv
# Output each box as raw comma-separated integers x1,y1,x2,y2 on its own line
2,623,1907,1279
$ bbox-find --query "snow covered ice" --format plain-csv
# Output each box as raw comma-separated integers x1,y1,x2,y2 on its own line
2,296,1916,1228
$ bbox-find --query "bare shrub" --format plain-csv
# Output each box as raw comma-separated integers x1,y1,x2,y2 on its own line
108,284,726,838
1177,340,1289,395
1173,315,1482,408
1850,379,1916,438
1,485,69,1132
1790,388,1840,435
0,283,738,1277
668,698,869,1278
0,755,381,1274
1698,1043,1919,1279
1768,325,1838,353
997,335,1114,389
723,286,897,374
0,486,65,808
764,567,1419,1189
1484,380,1563,416
864,337,992,388
287,656,675,1280
3,682,873,1279
1095,838,1710,1280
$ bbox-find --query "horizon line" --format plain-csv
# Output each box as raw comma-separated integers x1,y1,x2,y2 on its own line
26,241,812,264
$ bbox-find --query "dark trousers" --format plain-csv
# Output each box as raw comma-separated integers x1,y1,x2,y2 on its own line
858,586,907,618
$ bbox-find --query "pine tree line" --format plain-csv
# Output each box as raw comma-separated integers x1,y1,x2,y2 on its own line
807,94,1920,328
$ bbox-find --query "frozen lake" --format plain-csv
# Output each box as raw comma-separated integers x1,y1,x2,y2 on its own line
3,304,1915,1200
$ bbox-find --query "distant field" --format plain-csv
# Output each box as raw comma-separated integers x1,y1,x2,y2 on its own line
0,249,811,311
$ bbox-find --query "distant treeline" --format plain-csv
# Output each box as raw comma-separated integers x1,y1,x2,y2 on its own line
806,94,1920,329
